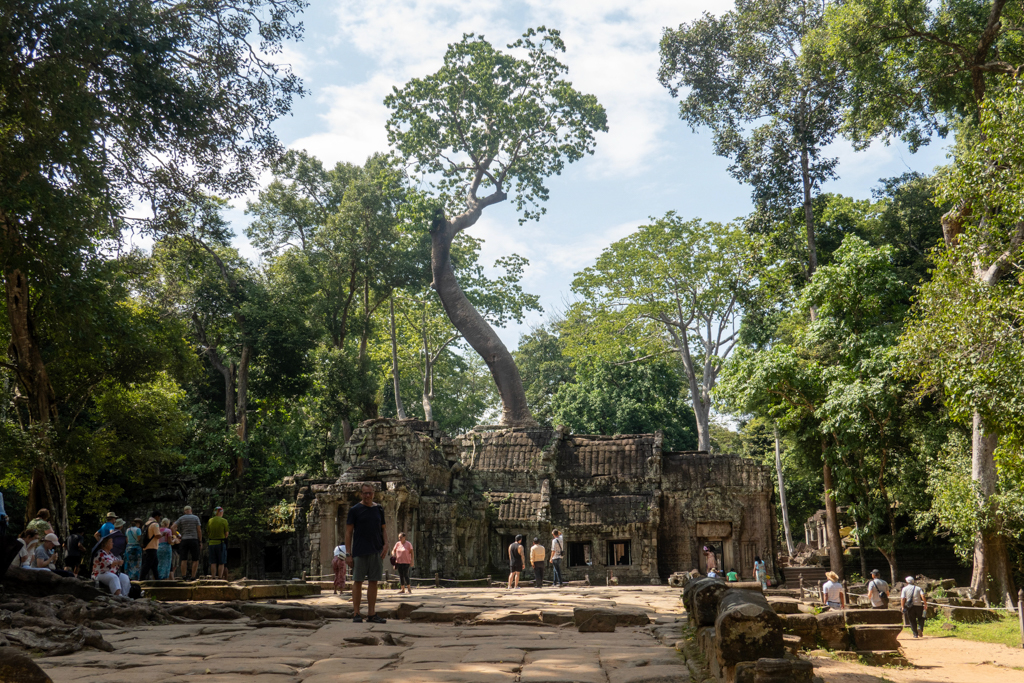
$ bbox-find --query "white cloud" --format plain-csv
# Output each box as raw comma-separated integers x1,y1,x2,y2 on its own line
290,74,395,165
288,0,734,177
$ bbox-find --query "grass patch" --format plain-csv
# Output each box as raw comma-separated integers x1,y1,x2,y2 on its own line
924,613,1022,648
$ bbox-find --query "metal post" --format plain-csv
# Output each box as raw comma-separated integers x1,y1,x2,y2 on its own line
1018,589,1023,649
800,576,804,601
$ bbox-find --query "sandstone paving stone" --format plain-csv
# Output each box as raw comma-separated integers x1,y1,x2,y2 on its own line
399,647,471,663
606,664,691,683
294,656,393,678
37,586,695,683
399,661,522,672
161,676,298,683
598,647,682,669
519,662,608,683
461,646,527,663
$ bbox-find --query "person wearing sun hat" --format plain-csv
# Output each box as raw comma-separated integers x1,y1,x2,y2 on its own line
821,570,845,610
94,512,117,541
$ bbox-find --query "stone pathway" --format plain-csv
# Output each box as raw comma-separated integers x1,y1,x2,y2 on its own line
36,586,689,683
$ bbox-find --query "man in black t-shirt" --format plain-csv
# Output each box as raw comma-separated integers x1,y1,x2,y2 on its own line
345,483,388,624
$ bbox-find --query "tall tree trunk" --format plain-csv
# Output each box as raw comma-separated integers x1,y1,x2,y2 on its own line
235,345,251,477
693,398,711,452
774,426,795,555
237,346,250,441
431,221,534,426
971,413,1017,607
389,297,407,420
6,266,67,537
800,147,818,321
853,513,868,580
422,318,434,423
822,457,844,579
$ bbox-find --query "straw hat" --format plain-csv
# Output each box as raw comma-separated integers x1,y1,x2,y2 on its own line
825,571,839,582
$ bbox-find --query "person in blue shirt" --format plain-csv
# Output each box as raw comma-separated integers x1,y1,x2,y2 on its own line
94,512,117,541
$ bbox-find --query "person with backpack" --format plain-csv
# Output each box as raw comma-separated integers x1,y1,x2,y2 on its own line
550,530,565,587
138,511,162,581
900,576,928,638
867,569,890,609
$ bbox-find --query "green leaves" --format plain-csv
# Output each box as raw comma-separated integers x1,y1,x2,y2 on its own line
659,0,844,220
385,28,607,224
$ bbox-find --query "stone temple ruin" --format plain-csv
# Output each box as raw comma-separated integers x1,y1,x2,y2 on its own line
303,418,778,584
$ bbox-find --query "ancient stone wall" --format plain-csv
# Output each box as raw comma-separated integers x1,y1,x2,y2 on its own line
307,418,776,584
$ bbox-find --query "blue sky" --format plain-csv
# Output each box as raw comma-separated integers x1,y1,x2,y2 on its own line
218,0,949,349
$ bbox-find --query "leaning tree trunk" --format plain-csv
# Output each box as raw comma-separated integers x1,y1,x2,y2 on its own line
431,221,534,426
971,414,1017,607
822,457,844,580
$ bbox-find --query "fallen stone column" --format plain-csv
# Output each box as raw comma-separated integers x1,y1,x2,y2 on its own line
685,578,729,626
713,590,784,669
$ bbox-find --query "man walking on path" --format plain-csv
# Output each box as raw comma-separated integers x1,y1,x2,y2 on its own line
207,507,229,579
867,569,890,609
901,576,928,638
345,483,388,624
530,537,546,588
138,511,162,581
550,529,564,587
507,535,525,589
172,506,203,580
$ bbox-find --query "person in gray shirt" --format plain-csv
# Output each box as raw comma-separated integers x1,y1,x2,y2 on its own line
171,506,203,581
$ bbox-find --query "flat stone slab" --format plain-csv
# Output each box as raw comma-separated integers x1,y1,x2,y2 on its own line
408,606,484,622
36,586,696,683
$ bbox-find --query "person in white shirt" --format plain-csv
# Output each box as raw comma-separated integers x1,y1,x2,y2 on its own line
867,569,890,609
900,576,927,637
821,571,845,610
550,530,565,587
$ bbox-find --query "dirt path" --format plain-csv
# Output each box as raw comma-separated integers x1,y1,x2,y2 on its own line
812,631,1024,682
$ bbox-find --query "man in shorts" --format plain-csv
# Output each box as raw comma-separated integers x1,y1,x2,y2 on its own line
345,483,388,624
172,506,203,581
207,506,229,579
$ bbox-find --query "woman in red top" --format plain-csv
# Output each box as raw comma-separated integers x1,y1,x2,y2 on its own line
391,532,414,594
92,536,131,596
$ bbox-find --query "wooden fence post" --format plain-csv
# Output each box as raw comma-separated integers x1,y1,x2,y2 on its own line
435,572,439,588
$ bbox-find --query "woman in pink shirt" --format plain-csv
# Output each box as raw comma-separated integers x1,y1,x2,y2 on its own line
391,532,414,594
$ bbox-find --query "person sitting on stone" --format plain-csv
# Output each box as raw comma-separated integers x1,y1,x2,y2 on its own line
13,529,41,570
726,568,738,582
92,535,131,597
33,533,75,577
